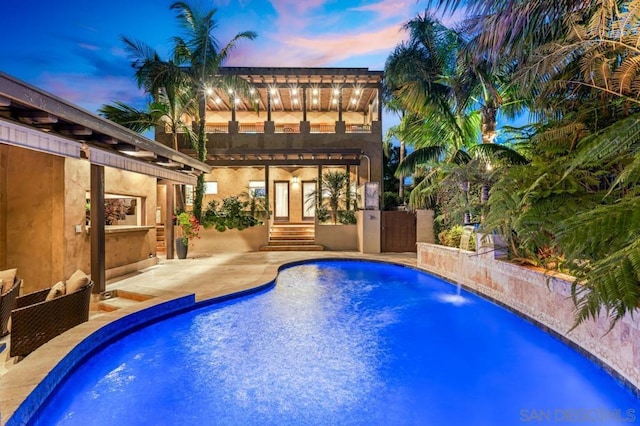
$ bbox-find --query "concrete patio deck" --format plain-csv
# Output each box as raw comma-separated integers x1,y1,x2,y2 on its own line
0,251,416,425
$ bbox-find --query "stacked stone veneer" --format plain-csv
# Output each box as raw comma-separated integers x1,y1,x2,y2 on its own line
417,240,640,392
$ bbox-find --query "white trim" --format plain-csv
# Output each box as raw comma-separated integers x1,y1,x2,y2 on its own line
0,118,80,158
0,118,196,184
90,148,196,184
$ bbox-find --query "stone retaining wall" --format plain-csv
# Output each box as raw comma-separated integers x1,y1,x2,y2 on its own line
417,241,640,392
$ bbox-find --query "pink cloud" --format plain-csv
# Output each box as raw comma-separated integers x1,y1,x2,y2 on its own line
38,73,145,113
269,0,327,14
79,43,100,51
229,24,409,68
266,0,332,31
348,0,415,21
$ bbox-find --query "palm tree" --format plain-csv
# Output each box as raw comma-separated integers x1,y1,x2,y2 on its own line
100,35,196,151
307,171,352,225
100,37,196,212
385,13,526,219
169,1,257,220
446,0,640,326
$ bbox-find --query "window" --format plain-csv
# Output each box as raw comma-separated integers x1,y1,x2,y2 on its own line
86,192,144,226
249,180,266,197
205,181,218,195
185,185,194,205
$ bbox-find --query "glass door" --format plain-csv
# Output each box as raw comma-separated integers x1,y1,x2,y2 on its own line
274,181,289,222
302,181,316,221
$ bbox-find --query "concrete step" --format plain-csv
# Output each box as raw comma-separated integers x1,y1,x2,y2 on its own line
259,244,324,251
269,235,315,240
97,290,153,312
267,240,318,246
98,297,140,312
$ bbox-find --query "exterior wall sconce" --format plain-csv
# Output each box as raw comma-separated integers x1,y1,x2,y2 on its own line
292,177,299,185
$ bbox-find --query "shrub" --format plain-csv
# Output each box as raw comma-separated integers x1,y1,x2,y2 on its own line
338,210,357,224
438,225,475,250
201,196,262,232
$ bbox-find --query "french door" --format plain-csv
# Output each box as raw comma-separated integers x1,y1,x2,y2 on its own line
302,181,316,221
274,181,289,221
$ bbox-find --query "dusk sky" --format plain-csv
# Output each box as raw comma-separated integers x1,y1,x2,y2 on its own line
1,0,464,132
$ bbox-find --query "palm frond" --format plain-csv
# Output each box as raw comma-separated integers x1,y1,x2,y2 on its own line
395,146,447,177
470,143,529,165
98,101,155,133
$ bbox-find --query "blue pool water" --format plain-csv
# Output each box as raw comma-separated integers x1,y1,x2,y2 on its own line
34,261,638,425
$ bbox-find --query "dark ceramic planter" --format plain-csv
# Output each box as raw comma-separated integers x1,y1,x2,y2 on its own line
175,238,188,259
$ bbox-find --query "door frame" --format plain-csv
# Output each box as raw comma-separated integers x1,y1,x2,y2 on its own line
273,180,290,222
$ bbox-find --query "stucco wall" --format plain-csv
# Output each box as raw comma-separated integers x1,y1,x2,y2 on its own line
160,121,383,188
63,158,92,281
416,209,435,243
416,241,640,392
204,165,356,224
188,225,268,254
3,146,66,292
105,229,155,268
0,145,8,269
316,224,358,251
357,210,381,254
0,145,158,293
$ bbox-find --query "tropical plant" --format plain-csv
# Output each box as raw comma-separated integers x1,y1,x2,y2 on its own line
170,1,257,221
438,225,476,250
385,13,527,218
309,171,354,224
240,188,269,218
175,211,200,245
99,36,195,151
433,0,640,327
101,1,256,221
201,196,262,232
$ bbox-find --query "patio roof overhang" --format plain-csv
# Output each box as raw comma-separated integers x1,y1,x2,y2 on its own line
0,72,211,184
207,67,384,114
182,148,362,167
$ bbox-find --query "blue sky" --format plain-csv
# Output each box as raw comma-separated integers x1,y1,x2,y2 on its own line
0,0,465,134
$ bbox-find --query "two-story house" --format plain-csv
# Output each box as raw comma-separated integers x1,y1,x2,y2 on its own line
156,67,384,252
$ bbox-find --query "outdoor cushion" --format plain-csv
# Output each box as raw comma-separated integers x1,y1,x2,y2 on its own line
66,270,89,294
45,281,66,301
0,268,17,288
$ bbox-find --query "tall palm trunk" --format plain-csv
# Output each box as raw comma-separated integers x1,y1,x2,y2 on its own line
192,95,207,220
399,139,405,201
480,105,497,205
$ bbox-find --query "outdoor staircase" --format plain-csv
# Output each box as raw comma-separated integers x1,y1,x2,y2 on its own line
156,225,166,254
259,223,324,251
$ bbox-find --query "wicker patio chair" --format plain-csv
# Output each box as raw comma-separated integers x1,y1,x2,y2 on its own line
0,277,21,337
10,280,93,358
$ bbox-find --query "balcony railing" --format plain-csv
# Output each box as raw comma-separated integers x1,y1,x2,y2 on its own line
275,123,300,133
346,124,371,133
239,123,265,133
310,123,335,133
205,123,228,133
194,121,373,134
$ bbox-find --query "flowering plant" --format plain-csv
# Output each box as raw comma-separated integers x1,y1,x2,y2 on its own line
175,212,200,245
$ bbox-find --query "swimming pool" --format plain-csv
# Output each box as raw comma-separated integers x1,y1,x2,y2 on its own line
31,260,639,425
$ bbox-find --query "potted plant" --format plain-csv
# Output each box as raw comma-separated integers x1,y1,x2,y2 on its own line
175,212,200,259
